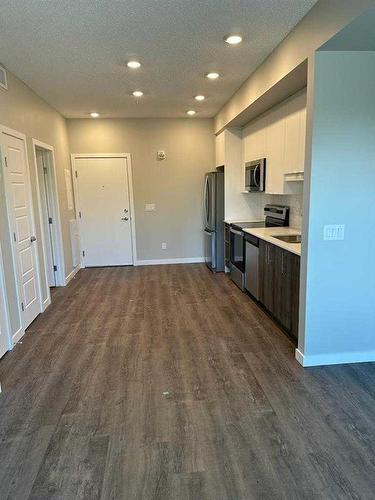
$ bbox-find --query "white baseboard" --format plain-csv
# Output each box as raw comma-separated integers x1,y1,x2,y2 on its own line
64,265,81,285
295,348,375,367
12,326,24,345
135,257,205,266
42,296,51,312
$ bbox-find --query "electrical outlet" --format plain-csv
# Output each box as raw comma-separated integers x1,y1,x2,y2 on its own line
323,224,345,241
145,203,156,212
161,242,167,250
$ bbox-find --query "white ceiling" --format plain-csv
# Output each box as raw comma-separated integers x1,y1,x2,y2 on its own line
0,0,318,118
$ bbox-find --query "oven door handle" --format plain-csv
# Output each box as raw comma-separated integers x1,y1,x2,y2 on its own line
230,228,243,237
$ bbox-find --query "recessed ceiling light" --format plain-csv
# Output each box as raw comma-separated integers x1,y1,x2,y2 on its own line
90,112,100,118
186,110,196,116
127,60,141,69
132,90,143,97
224,35,243,45
195,95,205,101
206,72,220,80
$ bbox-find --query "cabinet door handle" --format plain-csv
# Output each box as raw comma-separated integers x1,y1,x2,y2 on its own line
281,253,284,274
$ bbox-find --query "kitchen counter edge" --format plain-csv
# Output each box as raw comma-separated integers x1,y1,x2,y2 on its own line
243,227,301,256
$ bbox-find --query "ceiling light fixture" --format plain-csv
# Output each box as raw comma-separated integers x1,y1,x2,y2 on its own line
132,90,143,97
90,112,100,118
127,60,141,69
186,110,196,116
206,72,220,80
195,95,205,101
224,35,243,45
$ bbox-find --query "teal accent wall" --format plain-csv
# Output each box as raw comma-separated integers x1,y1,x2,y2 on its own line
302,51,375,363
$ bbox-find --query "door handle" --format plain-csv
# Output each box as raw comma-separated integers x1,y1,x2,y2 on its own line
124,209,129,213
203,176,209,227
30,236,37,243
121,217,129,221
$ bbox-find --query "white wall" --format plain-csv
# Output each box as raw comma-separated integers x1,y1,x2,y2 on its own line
67,118,215,262
298,51,375,366
0,70,74,339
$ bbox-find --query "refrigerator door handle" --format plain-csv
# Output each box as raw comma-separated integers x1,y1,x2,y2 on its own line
203,176,209,227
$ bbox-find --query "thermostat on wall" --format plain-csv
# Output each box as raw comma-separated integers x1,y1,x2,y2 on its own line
156,150,166,161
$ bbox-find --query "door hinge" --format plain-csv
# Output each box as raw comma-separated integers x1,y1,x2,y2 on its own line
48,217,53,224
53,265,57,272
82,250,85,257
13,232,17,242
43,166,48,175
4,156,8,168
79,211,82,218
75,170,78,178
21,302,24,312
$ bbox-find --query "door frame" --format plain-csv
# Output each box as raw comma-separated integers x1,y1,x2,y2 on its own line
0,124,43,332
0,241,12,355
32,139,66,295
70,153,137,267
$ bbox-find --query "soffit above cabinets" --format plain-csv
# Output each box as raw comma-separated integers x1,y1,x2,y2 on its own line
216,60,307,134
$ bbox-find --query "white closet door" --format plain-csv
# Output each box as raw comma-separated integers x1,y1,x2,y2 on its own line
2,132,41,329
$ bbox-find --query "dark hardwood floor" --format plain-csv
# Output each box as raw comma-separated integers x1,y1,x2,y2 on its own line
0,264,375,499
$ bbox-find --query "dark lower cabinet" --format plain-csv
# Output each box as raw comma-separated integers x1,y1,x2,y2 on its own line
289,253,300,340
259,240,300,341
224,223,230,269
259,240,276,312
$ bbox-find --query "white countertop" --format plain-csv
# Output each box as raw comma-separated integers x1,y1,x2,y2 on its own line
243,226,302,256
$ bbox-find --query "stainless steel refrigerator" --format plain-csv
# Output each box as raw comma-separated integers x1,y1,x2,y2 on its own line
203,170,224,272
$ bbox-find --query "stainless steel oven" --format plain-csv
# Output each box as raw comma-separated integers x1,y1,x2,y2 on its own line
245,158,266,192
229,204,290,291
230,225,246,290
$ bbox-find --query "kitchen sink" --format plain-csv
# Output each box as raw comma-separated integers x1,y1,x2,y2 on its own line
273,234,302,244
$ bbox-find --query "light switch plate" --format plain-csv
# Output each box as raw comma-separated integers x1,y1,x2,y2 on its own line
323,224,345,241
145,203,156,212
161,242,167,250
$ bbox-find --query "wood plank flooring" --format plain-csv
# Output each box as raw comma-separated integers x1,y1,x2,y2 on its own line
0,264,375,499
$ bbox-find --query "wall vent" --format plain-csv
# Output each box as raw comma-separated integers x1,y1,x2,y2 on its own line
0,65,8,90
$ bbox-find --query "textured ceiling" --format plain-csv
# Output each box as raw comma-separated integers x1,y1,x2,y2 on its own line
0,0,318,118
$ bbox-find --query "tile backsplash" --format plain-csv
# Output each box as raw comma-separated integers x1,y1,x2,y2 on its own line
263,193,303,229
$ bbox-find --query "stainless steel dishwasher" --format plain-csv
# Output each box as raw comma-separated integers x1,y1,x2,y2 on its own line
245,234,260,300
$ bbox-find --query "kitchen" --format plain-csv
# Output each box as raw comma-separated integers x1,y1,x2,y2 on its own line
0,1,374,498
205,88,306,344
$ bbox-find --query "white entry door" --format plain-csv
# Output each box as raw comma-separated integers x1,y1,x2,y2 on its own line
75,156,133,267
1,132,41,329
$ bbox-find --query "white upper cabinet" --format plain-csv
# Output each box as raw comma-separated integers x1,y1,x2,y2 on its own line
265,103,286,194
284,97,302,173
298,106,307,172
215,131,225,167
242,89,307,195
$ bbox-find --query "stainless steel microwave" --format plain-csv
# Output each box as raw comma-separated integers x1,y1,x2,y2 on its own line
245,158,266,192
